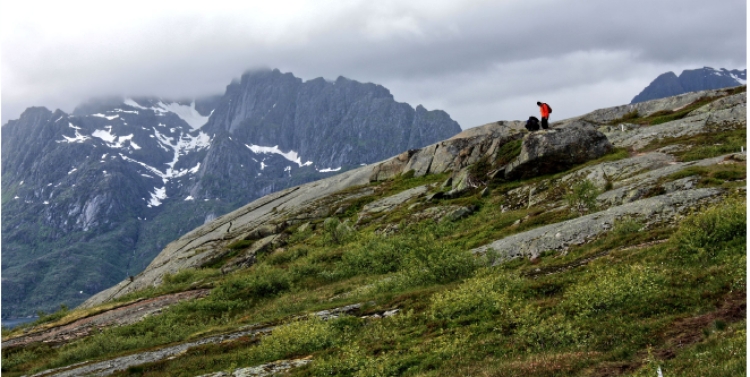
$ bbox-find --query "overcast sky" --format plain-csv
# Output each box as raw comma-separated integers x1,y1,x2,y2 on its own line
1,0,746,128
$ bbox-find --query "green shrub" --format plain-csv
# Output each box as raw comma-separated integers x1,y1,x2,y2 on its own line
514,309,583,351
323,218,356,246
711,169,746,181
339,234,404,276
565,179,600,215
612,217,644,236
265,247,309,266
252,317,339,361
563,265,665,317
213,265,291,301
385,247,475,292
671,198,746,264
430,271,521,321
162,268,217,285
495,139,523,167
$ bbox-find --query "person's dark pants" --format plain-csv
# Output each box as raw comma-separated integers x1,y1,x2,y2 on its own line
541,117,549,129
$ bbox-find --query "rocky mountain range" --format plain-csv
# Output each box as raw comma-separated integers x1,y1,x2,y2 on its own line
631,66,746,103
1,69,461,318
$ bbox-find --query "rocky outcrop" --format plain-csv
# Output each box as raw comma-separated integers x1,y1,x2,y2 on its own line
472,188,726,262
562,88,739,126
504,122,613,180
220,234,287,274
560,152,676,190
596,154,736,206
603,93,746,150
369,121,524,182
196,358,313,377
360,185,431,216
3,290,209,350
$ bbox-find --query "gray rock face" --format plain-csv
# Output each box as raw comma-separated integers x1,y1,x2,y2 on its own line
360,185,431,216
564,88,731,126
602,93,746,150
368,121,524,182
196,359,313,377
560,152,675,190
472,188,725,262
596,155,730,207
504,122,613,180
203,69,461,169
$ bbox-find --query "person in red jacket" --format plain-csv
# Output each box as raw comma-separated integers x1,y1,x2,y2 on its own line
537,101,551,129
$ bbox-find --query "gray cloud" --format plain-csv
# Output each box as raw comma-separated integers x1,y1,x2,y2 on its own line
2,0,746,128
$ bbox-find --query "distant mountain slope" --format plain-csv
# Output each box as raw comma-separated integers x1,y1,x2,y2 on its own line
631,67,746,103
1,69,461,318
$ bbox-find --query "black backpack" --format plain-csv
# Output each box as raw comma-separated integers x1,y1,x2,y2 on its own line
525,116,540,131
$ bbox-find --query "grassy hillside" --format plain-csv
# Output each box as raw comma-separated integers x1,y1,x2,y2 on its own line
2,98,746,376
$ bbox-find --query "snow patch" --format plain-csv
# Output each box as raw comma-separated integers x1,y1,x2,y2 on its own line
730,73,747,85
68,122,82,130
184,196,195,201
112,109,139,114
245,144,313,167
318,167,342,173
91,113,120,120
68,168,77,175
188,163,201,173
92,129,136,149
119,131,210,184
57,130,90,144
147,187,167,207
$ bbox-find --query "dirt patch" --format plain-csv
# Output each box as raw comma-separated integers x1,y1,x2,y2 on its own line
588,290,746,377
660,289,745,351
2,289,210,349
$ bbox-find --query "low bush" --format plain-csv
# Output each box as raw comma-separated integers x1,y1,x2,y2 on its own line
429,271,521,322
563,264,666,318
514,310,583,351
670,198,746,264
251,317,340,361
212,265,291,301
565,179,600,215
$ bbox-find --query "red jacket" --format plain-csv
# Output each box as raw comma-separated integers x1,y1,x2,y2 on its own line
539,103,550,118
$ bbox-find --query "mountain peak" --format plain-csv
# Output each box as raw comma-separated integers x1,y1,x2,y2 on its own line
632,66,746,103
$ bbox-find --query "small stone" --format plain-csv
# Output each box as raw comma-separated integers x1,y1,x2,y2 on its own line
383,309,400,317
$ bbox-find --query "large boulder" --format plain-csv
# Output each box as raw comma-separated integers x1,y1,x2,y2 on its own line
504,122,613,180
